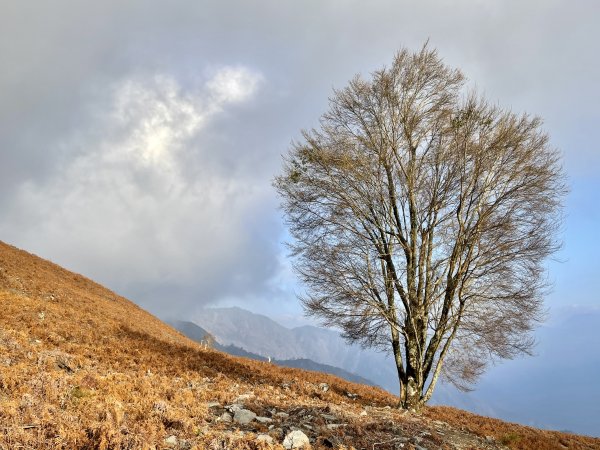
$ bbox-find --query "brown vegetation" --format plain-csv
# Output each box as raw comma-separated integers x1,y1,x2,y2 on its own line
425,406,599,450
0,240,597,449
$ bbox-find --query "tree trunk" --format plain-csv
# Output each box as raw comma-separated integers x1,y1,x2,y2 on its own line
399,334,425,410
400,376,420,409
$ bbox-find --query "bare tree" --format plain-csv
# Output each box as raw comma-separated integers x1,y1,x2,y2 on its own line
274,46,566,409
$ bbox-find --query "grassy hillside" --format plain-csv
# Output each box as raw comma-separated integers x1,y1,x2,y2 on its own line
0,240,598,449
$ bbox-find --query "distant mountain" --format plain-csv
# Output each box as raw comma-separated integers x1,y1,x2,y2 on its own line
186,306,399,392
170,319,214,343
186,307,307,359
170,320,377,386
290,325,404,391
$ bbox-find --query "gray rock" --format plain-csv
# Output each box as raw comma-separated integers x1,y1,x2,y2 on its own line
256,416,274,424
220,412,233,423
283,430,310,449
318,383,329,392
234,408,257,425
206,401,220,408
226,404,242,413
164,435,177,447
320,414,337,421
275,412,289,418
325,423,345,430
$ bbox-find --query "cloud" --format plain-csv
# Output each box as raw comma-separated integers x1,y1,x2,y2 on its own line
0,0,598,319
0,66,283,314
206,66,263,104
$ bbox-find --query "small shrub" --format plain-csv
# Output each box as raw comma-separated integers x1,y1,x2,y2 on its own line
500,432,522,445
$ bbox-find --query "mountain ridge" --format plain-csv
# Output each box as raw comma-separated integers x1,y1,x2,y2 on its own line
188,306,400,393
169,320,377,387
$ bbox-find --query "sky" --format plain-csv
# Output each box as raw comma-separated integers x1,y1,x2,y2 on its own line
1,2,599,340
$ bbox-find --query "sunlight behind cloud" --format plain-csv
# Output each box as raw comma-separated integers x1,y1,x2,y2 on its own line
1,65,275,302
206,66,264,104
107,69,262,170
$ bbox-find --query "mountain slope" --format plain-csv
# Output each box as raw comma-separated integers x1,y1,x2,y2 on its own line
170,320,377,386
189,307,306,359
190,307,399,392
1,240,598,449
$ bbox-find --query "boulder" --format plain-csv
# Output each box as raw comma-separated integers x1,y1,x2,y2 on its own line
283,430,310,449
256,416,274,424
234,408,257,425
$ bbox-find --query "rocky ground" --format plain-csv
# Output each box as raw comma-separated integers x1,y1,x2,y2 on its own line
178,388,510,449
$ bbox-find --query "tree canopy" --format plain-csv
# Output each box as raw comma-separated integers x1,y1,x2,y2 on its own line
275,45,566,408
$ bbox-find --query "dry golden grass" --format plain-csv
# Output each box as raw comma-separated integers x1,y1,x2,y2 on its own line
425,406,600,450
0,240,598,449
